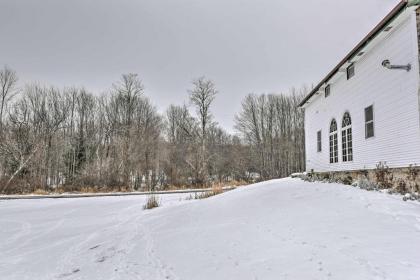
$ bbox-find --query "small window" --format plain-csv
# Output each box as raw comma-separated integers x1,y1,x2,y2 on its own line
317,130,322,152
341,112,353,162
347,63,355,80
329,119,338,163
365,105,374,138
325,85,330,98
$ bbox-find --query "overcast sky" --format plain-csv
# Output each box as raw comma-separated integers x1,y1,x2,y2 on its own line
0,0,399,132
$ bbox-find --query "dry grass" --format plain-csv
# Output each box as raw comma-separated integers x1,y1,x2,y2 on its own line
80,186,98,193
54,185,132,194
228,180,248,187
195,184,224,199
165,184,190,191
143,195,160,210
185,181,247,201
9,180,248,196
33,189,49,195
165,180,248,191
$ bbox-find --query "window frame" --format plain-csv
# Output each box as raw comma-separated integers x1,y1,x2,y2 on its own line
329,119,339,164
317,130,322,152
365,105,375,139
325,84,330,98
341,112,353,162
346,63,355,80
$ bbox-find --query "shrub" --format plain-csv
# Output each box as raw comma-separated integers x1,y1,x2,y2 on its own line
407,164,419,181
395,179,407,194
342,174,353,185
360,169,369,178
143,195,160,210
358,178,377,191
0,177,36,195
414,183,420,193
375,162,393,189
405,164,420,193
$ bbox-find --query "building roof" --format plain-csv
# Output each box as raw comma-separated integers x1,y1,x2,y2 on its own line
298,0,412,108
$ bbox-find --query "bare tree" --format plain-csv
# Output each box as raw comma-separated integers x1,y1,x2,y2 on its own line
164,104,199,186
189,77,217,185
235,88,306,180
110,73,144,187
0,66,19,135
0,65,306,194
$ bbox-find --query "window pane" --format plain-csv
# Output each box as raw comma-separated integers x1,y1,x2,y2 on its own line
347,64,355,79
366,122,374,138
334,134,338,162
325,85,330,98
365,106,373,122
330,119,337,133
330,132,338,163
317,130,322,152
342,112,352,127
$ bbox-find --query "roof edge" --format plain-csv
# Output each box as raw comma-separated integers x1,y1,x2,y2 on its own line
298,0,409,108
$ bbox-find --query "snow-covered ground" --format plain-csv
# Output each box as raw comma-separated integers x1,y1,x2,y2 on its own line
1,178,420,280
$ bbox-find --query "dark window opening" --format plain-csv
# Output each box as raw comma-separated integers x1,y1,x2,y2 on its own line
365,105,374,138
325,85,330,98
317,130,322,152
347,63,355,80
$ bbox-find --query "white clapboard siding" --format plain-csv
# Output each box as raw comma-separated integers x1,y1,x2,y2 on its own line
305,11,420,172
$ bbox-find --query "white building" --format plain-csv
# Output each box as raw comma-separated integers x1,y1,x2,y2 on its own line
299,0,420,173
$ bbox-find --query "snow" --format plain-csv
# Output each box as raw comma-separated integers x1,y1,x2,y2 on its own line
1,178,420,280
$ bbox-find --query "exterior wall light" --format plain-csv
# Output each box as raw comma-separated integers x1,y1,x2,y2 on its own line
381,59,411,72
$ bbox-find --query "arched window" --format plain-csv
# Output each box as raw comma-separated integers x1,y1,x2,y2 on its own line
329,119,338,163
341,112,353,162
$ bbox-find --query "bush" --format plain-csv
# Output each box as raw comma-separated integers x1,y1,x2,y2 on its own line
342,174,353,185
358,178,377,191
0,177,38,195
375,162,393,189
406,164,420,193
360,169,368,178
395,179,407,194
143,195,160,210
407,164,419,181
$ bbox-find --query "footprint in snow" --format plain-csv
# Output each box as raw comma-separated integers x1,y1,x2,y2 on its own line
58,268,80,278
318,261,324,272
89,245,100,250
96,256,108,263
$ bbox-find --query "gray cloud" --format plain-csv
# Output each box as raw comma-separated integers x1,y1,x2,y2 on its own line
0,0,398,131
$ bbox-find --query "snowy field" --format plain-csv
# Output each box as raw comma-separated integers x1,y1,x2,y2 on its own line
1,178,420,280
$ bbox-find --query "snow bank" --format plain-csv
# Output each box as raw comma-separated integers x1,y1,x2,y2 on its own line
1,178,420,279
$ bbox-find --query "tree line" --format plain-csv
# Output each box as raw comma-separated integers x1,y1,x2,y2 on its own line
0,65,306,194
